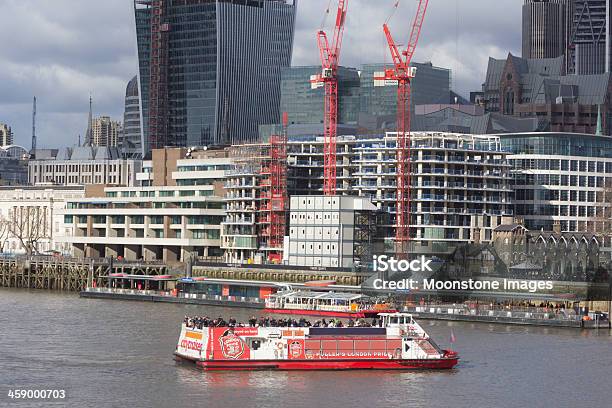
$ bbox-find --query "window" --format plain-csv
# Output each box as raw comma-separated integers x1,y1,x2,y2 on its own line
150,216,164,224
131,216,144,224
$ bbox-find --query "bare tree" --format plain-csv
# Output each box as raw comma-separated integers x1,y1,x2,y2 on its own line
8,206,50,256
0,216,10,253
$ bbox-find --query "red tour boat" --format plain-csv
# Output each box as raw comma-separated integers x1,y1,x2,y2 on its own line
174,313,459,371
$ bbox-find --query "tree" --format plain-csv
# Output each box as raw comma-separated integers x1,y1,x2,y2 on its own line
8,206,50,256
0,216,9,253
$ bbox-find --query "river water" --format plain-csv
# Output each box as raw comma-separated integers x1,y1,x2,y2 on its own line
1,288,611,408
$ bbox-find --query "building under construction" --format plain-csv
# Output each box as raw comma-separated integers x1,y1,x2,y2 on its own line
221,125,288,264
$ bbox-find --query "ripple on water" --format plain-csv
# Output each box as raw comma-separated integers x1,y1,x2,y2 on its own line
1,288,611,408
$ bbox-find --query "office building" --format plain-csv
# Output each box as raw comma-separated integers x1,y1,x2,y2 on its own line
359,62,451,124
0,123,13,147
28,146,141,187
281,66,361,127
522,0,571,60
573,0,611,74
501,132,612,241
134,0,297,152
122,76,142,158
278,62,452,134
0,153,28,185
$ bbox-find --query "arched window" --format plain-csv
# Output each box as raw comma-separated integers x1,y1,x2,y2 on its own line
504,88,515,115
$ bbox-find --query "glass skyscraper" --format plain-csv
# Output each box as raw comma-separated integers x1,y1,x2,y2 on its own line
134,0,297,154
121,76,142,158
279,62,451,130
359,62,451,118
281,66,361,126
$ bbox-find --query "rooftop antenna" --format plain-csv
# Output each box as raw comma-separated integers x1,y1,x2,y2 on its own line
86,94,93,145
32,96,37,152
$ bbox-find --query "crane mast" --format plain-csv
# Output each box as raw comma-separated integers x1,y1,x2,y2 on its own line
382,0,429,256
314,0,349,196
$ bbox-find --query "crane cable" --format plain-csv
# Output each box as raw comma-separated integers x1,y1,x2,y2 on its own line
385,0,401,24
320,0,334,30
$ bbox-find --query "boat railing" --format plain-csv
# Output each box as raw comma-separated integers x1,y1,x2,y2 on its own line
317,304,352,312
86,287,173,297
86,287,264,304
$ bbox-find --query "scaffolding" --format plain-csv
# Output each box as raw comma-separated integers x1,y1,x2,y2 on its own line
268,114,289,261
224,123,288,263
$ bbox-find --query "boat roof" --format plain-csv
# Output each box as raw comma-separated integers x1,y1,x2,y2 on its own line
272,290,368,301
378,312,415,318
108,273,175,281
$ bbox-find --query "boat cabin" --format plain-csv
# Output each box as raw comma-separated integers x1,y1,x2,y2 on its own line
265,290,370,313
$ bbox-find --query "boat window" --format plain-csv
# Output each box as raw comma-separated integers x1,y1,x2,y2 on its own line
391,317,399,324
249,339,264,350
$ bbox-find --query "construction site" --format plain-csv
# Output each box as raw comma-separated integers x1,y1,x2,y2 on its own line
221,114,289,264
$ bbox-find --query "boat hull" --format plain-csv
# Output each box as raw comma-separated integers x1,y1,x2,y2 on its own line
175,354,458,371
264,308,397,319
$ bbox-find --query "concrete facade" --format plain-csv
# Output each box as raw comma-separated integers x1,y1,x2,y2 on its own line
0,186,85,254
92,116,121,148
28,146,141,187
60,148,231,263
0,123,13,146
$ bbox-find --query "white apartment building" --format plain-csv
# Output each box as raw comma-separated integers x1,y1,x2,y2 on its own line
0,123,13,146
0,186,85,255
60,148,231,263
28,146,141,186
287,132,514,254
92,116,121,148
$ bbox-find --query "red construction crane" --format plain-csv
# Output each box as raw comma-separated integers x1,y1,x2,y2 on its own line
313,0,349,196
382,0,429,255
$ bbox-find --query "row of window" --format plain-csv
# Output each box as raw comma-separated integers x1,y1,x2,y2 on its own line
105,190,214,198
511,158,612,173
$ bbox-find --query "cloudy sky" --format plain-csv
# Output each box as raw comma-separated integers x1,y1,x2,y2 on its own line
0,0,522,149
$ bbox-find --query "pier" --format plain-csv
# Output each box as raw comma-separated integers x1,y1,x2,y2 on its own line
0,256,169,292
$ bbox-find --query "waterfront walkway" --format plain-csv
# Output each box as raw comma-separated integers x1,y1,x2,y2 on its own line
404,303,610,329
